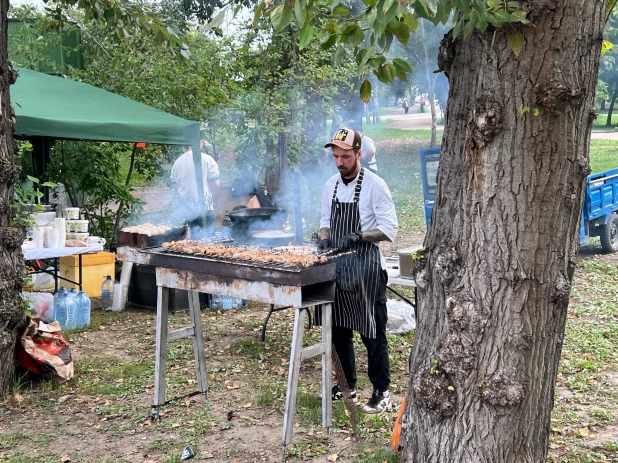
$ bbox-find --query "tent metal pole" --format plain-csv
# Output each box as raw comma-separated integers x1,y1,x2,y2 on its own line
31,136,51,203
191,138,206,229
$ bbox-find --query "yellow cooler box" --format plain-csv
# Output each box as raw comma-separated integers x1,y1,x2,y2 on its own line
59,251,115,297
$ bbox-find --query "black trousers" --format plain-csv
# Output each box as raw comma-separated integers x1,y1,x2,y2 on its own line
332,269,390,393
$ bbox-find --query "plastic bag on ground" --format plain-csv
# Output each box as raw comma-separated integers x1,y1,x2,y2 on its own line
386,299,416,334
32,267,56,293
23,291,55,323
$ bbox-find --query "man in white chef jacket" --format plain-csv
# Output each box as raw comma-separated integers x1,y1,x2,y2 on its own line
170,131,220,233
317,127,398,414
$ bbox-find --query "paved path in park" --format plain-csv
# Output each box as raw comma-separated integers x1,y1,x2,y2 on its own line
380,105,618,139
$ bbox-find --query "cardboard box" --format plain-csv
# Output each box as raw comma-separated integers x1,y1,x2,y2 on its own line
59,251,115,297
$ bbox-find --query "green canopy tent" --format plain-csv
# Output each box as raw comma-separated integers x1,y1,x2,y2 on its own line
10,66,207,217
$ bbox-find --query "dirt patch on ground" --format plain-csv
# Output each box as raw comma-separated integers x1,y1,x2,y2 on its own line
1,302,410,463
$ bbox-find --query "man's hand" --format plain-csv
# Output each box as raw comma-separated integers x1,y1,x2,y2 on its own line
317,239,331,252
339,233,360,251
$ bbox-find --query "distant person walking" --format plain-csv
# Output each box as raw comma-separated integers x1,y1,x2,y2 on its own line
402,99,409,114
420,95,426,113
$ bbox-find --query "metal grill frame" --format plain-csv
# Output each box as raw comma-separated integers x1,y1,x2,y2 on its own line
117,246,336,287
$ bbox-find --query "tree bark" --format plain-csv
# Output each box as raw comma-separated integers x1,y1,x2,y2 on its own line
401,2,607,462
0,0,26,396
606,79,618,126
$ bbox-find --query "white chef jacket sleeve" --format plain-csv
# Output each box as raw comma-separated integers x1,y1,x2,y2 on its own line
203,153,220,181
170,157,181,185
320,179,334,229
361,136,376,162
372,179,398,242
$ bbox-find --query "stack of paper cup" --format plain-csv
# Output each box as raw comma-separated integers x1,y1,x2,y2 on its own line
47,228,59,248
32,227,44,249
54,218,66,248
112,283,124,312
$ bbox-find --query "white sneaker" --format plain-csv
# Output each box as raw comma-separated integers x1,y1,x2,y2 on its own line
361,390,390,414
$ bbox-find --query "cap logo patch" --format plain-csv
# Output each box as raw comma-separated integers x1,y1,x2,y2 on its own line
334,129,349,141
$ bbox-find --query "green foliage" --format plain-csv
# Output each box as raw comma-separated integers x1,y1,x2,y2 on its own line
214,22,354,191
46,0,190,57
239,0,529,100
11,176,56,228
8,5,74,73
44,141,144,244
12,141,56,228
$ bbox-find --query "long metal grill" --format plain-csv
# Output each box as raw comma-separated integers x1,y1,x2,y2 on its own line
158,247,315,271
117,245,337,287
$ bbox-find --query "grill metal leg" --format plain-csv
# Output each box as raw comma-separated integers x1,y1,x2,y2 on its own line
282,308,306,446
281,303,333,454
262,304,275,342
321,303,332,431
153,287,169,408
188,291,208,396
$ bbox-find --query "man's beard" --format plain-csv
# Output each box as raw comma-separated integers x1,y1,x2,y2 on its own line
338,162,358,178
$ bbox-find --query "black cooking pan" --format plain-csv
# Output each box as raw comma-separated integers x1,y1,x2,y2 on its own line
227,207,285,224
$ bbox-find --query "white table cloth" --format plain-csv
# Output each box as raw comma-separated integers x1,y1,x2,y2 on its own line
23,245,104,261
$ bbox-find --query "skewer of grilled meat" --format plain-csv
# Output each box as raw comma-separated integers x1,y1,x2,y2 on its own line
162,240,327,268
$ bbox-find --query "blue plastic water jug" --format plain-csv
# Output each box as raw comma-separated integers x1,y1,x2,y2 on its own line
76,291,91,328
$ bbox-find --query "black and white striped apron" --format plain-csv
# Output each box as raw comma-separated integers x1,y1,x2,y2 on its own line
329,167,382,339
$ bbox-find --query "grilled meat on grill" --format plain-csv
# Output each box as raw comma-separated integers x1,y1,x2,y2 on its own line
162,240,327,268
121,223,173,236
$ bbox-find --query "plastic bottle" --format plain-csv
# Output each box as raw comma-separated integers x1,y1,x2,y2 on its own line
101,275,114,311
53,287,67,323
54,295,68,329
210,294,222,310
66,288,79,329
63,293,77,330
76,291,91,328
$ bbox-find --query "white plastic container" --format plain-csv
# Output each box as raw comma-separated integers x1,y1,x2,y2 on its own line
47,228,59,248
112,283,124,311
74,220,89,233
57,226,66,247
74,232,89,241
85,236,106,246
65,208,80,220
54,217,66,228
32,227,44,249
43,226,50,248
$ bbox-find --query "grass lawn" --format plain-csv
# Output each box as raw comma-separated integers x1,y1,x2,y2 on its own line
590,140,618,173
593,113,618,130
4,131,618,462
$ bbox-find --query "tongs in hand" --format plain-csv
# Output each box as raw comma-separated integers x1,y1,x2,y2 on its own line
323,249,357,260
317,247,339,257
208,237,234,244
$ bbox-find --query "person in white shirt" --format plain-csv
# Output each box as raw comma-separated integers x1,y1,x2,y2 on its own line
359,132,377,172
170,131,220,231
317,127,398,415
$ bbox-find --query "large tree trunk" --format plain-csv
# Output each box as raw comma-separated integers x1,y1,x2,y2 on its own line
0,0,26,396
401,2,607,462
